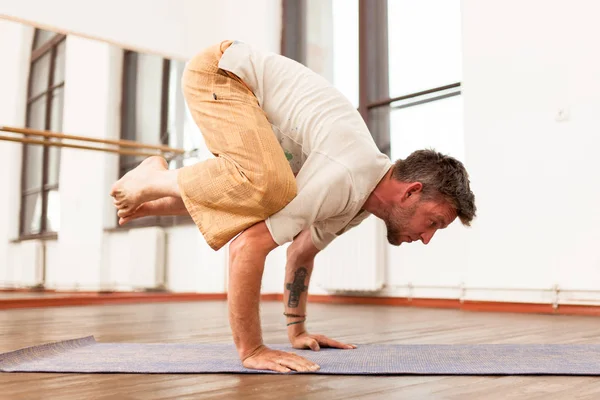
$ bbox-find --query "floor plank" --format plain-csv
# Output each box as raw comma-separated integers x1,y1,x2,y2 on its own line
1,301,599,399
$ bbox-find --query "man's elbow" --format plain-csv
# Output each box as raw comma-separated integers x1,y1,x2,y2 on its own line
287,230,320,264
229,221,279,262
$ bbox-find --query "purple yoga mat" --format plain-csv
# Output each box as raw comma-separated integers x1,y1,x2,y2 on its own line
1,336,600,375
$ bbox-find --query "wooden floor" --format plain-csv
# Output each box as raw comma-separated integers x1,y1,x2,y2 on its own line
1,300,600,399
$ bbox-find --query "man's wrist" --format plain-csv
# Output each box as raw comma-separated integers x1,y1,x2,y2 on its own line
239,343,266,361
286,318,307,339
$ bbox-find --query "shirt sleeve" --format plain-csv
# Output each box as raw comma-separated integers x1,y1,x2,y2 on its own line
309,209,372,250
265,152,352,246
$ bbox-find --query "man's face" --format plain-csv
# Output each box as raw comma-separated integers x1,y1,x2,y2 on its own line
383,196,457,246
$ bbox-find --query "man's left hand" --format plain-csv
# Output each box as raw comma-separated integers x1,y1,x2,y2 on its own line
290,332,357,351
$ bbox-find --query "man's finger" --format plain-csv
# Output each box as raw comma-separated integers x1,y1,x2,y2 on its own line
277,357,312,372
318,336,356,349
305,338,320,351
267,361,291,373
289,352,320,371
288,352,320,370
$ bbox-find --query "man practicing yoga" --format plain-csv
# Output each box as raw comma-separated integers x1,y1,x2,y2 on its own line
110,40,476,373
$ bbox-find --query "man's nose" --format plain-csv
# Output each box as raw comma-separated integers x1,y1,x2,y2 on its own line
420,230,436,245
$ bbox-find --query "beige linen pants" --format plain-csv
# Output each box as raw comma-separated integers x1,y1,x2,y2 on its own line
178,40,297,251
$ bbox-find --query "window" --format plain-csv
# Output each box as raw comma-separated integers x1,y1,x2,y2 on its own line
20,29,66,238
119,51,170,179
282,0,359,107
389,91,464,161
387,0,464,162
387,0,462,98
118,51,198,228
304,0,359,108
282,0,463,161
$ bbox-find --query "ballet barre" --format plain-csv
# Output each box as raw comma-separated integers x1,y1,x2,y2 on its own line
0,125,186,159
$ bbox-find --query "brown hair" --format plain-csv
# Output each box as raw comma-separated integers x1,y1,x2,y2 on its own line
392,149,476,226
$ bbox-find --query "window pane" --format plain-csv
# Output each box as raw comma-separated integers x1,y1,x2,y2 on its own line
33,29,58,49
120,52,138,171
27,96,46,130
305,0,359,108
29,52,51,99
121,52,165,172
21,193,43,235
49,86,64,132
24,97,46,191
45,190,60,232
23,143,44,192
390,95,464,162
121,52,138,142
182,105,206,167
135,53,164,145
47,87,64,186
52,41,66,85
166,60,186,169
387,0,462,97
166,61,180,145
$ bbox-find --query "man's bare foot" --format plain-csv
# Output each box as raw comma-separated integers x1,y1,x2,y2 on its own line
118,196,189,225
110,156,180,219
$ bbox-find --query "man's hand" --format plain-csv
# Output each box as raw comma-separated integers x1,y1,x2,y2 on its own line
242,345,320,373
290,332,357,351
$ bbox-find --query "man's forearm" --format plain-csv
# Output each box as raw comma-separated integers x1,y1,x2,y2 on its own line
227,223,278,360
284,258,314,338
283,229,320,338
228,247,265,359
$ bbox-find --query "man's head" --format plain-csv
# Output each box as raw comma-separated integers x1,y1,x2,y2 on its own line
370,149,476,246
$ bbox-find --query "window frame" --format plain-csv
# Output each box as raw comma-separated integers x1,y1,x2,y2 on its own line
19,29,67,240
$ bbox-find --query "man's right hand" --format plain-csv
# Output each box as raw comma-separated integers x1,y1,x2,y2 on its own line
242,345,320,373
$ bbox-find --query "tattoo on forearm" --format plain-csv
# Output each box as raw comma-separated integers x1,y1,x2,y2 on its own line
286,267,308,308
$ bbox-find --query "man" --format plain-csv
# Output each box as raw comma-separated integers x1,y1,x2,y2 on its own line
110,40,476,373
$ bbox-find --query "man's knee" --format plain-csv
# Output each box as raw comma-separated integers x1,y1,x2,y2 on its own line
274,170,297,204
258,168,297,215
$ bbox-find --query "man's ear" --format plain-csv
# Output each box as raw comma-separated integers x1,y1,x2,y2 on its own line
404,182,423,199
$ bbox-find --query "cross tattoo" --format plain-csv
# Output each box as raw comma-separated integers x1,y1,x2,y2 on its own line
286,267,308,308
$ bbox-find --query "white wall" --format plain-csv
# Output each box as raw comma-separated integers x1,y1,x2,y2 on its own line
460,0,600,304
47,36,123,290
165,225,228,293
0,0,282,59
0,20,32,285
